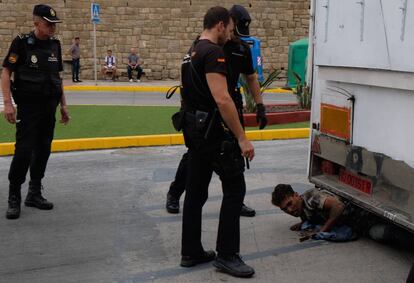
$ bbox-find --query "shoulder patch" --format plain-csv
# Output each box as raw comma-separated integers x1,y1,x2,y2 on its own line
217,58,225,63
8,53,18,64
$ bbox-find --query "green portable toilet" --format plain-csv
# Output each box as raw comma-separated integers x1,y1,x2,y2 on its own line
286,38,308,88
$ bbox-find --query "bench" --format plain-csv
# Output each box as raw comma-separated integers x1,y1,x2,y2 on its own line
118,68,151,81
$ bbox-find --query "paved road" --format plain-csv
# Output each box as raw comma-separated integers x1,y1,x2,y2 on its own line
0,139,412,282
64,90,297,106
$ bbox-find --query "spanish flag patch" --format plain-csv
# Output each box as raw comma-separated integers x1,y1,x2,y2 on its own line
8,53,18,64
217,58,225,63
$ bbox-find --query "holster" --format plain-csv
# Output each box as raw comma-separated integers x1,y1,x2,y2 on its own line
171,110,185,131
212,134,245,177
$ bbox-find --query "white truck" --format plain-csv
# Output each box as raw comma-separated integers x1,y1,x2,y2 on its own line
307,0,414,232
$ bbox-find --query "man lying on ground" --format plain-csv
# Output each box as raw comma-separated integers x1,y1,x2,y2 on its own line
271,184,414,246
271,184,356,241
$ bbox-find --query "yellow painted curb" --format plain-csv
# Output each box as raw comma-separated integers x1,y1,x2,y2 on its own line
246,128,309,140
0,128,309,156
265,88,293,94
64,85,172,92
63,85,292,94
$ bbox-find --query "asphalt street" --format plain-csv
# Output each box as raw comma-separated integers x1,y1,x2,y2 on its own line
64,90,297,106
0,139,412,283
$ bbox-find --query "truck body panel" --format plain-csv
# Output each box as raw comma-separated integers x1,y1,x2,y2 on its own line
309,0,414,232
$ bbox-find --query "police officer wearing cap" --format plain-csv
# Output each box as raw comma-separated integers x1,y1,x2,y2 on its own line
1,4,70,219
226,4,267,132
178,6,255,278
166,5,267,218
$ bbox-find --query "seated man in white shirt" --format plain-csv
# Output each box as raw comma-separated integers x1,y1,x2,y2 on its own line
102,49,117,80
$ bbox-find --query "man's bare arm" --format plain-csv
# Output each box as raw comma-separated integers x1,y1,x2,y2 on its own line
246,73,267,129
246,73,263,104
1,68,16,124
206,72,254,161
320,196,345,232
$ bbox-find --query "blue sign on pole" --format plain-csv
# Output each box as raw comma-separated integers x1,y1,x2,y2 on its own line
91,3,100,24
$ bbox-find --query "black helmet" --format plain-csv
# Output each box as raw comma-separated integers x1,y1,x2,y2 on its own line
229,5,251,37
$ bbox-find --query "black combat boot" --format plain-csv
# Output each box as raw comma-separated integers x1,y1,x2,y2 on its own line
166,193,180,214
240,203,256,217
6,185,21,220
213,254,255,278
24,180,54,210
180,250,216,267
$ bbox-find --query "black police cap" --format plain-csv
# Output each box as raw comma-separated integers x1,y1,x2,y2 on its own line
229,5,251,37
33,4,62,23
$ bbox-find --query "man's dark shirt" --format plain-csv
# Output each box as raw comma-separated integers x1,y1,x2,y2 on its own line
3,32,63,72
181,39,227,112
223,39,254,96
3,32,63,102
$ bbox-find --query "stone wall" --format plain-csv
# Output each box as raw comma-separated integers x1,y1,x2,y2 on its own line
0,0,309,80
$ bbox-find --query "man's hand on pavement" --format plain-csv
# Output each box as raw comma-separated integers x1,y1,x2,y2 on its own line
290,222,302,231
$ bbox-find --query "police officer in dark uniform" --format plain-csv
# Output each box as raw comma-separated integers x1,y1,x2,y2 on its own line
165,5,267,217
226,5,267,131
1,4,70,219
178,6,255,278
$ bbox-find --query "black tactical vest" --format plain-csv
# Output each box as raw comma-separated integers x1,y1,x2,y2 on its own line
14,33,62,100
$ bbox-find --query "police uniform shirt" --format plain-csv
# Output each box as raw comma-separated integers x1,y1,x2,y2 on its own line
3,32,63,100
3,32,63,73
181,39,227,111
223,39,255,94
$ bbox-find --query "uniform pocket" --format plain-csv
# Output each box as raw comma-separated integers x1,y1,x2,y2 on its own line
183,112,205,149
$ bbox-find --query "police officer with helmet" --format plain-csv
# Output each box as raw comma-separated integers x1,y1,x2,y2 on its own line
1,4,70,219
166,5,267,217
179,6,255,278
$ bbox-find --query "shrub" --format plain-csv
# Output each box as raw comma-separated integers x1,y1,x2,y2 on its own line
293,72,311,109
239,69,282,113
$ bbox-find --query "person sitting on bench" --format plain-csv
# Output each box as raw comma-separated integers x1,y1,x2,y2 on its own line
102,49,117,80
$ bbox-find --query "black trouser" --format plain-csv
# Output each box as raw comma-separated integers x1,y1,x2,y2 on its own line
71,58,80,81
8,99,59,192
181,142,246,256
127,65,143,80
168,152,188,199
168,102,244,199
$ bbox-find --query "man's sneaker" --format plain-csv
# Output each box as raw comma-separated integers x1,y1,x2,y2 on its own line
166,193,180,214
137,79,141,82
129,79,133,82
240,204,256,217
76,79,82,82
213,254,255,278
25,184,54,210
180,250,216,267
6,195,21,220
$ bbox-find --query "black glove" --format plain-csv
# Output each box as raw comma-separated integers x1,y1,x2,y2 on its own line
256,103,267,129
